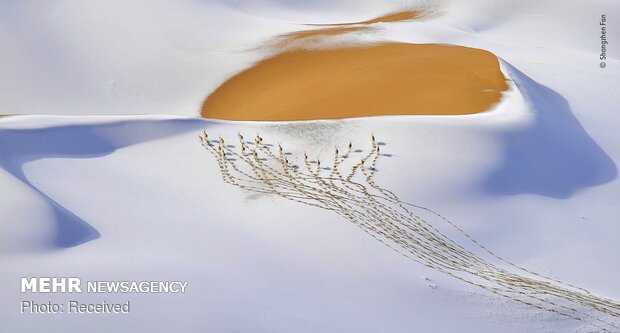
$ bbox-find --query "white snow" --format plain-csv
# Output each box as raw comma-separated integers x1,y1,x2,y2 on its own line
1,0,619,332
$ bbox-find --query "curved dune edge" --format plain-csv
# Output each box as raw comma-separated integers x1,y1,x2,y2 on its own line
201,43,508,121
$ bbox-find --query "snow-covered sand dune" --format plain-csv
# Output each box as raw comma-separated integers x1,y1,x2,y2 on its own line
1,0,619,332
0,116,204,251
200,125,620,331
485,61,617,198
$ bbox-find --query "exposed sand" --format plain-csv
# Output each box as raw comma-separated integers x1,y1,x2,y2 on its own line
280,26,369,41
268,25,371,52
201,9,506,121
309,10,424,26
274,10,423,47
201,43,508,121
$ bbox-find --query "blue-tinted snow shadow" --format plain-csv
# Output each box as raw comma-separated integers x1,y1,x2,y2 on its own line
484,62,617,198
0,118,207,249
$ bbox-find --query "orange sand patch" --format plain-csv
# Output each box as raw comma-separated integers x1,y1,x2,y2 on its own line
273,10,423,46
310,10,424,26
270,25,372,51
201,43,508,121
281,26,369,41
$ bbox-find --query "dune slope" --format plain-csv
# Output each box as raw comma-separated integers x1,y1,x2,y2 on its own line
201,43,508,121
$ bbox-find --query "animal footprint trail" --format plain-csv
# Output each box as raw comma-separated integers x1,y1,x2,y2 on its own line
199,132,620,332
